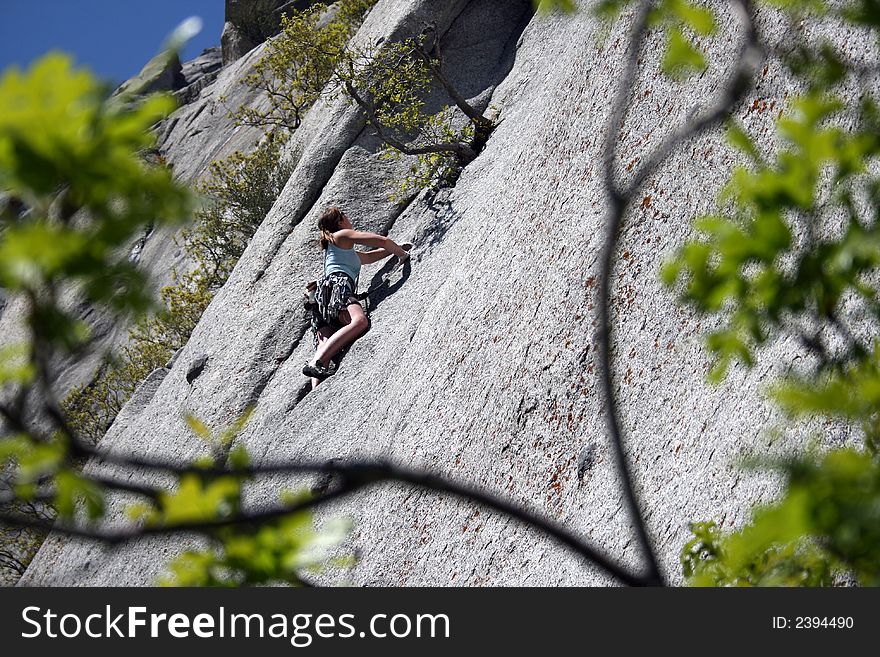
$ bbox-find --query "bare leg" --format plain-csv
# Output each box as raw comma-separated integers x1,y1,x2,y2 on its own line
311,326,335,390
312,302,369,369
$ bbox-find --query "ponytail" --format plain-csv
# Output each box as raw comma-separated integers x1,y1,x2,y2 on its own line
317,206,344,250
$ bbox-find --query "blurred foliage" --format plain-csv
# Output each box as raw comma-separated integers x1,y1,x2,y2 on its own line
1,47,345,585
654,0,880,585
534,0,578,12
62,133,291,443
683,450,880,586
150,414,351,587
771,342,880,455
0,54,191,344
662,92,880,382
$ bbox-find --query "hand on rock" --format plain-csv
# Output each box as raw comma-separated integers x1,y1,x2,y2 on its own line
397,243,413,265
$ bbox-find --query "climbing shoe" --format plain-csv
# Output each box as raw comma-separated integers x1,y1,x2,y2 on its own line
303,359,337,380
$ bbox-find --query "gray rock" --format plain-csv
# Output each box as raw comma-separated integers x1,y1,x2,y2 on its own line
113,51,186,97
165,349,183,370
181,46,223,85
18,0,876,588
175,47,223,105
221,21,257,66
108,368,169,436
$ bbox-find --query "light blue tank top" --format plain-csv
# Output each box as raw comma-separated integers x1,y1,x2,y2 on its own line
325,242,361,284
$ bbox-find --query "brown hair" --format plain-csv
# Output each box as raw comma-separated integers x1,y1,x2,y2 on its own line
318,206,344,250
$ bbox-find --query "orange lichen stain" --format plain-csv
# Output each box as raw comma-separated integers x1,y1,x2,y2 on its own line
641,195,652,208
747,98,773,116
549,471,563,495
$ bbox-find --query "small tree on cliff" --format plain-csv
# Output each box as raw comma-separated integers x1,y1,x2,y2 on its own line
233,0,377,130
237,1,495,198
338,25,496,198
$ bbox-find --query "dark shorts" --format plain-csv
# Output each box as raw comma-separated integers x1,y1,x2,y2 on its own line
310,272,360,346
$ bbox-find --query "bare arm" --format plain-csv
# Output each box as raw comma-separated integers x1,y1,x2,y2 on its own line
335,229,409,259
357,248,392,265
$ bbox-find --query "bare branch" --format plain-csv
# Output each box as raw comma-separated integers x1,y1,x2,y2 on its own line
415,24,493,131
596,0,760,586
0,460,650,586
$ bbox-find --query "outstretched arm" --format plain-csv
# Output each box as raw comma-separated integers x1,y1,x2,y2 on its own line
357,248,391,265
337,230,410,259
356,242,413,265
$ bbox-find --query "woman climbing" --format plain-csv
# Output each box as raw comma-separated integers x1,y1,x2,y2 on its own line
304,206,411,387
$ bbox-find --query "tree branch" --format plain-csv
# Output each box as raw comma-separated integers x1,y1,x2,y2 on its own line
344,80,477,162
596,0,759,587
0,460,650,586
415,25,493,130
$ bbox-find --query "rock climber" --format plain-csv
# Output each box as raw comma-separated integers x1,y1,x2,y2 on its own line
304,205,411,387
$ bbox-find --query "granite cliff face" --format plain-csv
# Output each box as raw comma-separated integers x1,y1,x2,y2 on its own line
17,0,861,585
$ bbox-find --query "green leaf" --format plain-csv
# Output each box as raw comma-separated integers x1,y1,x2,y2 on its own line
593,0,634,20
184,414,212,441
228,444,251,470
156,474,241,525
0,343,35,386
534,0,578,12
55,470,105,520
683,449,880,586
668,0,716,35
661,27,707,80
843,0,880,28
726,121,761,163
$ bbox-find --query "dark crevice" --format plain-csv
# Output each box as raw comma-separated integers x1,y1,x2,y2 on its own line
288,382,313,412
184,102,208,130
158,117,179,148
244,322,311,408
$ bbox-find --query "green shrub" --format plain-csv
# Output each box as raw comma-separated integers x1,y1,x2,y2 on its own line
63,134,292,443
234,0,377,131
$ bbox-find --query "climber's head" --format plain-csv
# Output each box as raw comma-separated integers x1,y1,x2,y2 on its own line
318,206,350,249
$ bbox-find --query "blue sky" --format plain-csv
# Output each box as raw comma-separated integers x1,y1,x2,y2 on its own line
0,1,226,86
